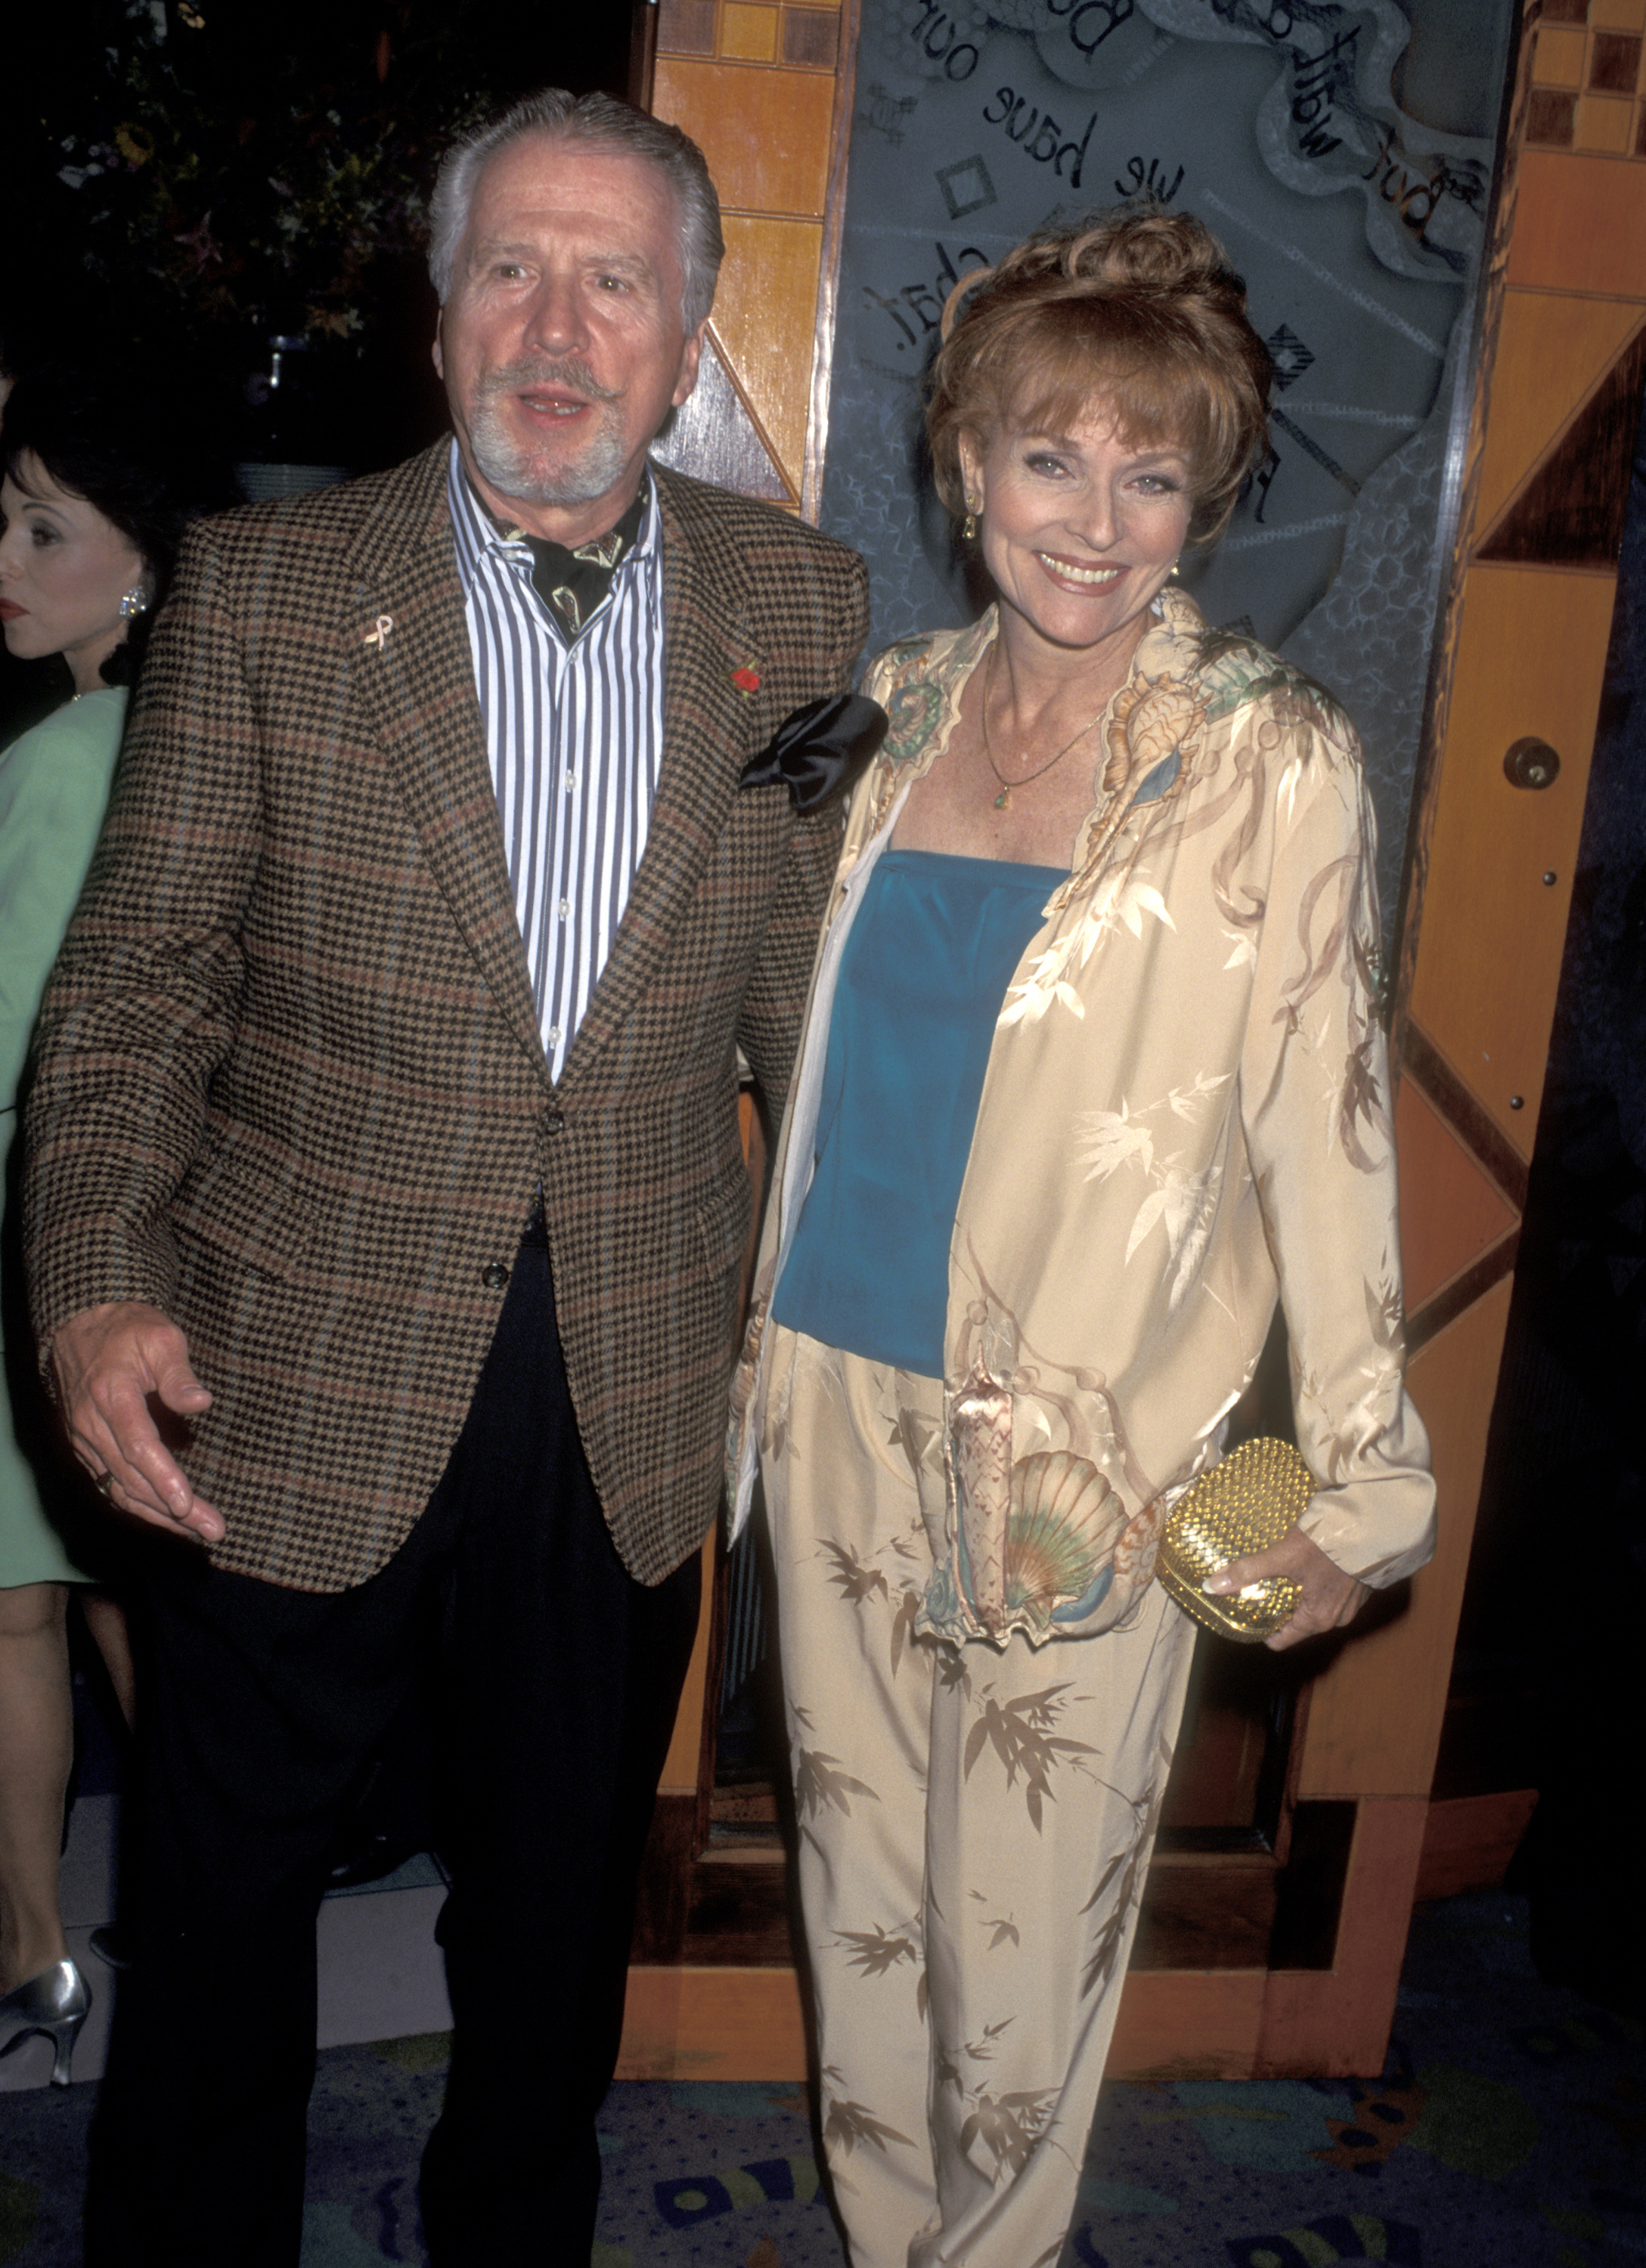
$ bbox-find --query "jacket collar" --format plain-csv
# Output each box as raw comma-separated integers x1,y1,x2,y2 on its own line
343,442,550,1083
338,445,780,1095
556,463,770,1087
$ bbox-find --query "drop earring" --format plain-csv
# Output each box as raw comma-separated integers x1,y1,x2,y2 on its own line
118,582,151,619
962,501,978,543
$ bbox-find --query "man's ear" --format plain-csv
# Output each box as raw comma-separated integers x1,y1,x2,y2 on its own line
432,309,445,382
671,321,708,411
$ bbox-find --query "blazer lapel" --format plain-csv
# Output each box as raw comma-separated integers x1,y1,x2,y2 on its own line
345,448,549,1082
561,469,764,1081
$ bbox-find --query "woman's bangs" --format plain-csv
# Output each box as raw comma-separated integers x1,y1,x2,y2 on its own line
994,311,1224,478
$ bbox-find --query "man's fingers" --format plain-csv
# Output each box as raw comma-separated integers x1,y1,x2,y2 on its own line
51,1301,223,1544
74,1402,224,1541
87,1465,225,1543
151,1356,214,1416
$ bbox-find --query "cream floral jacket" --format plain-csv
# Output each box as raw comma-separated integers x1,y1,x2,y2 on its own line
729,589,1435,1648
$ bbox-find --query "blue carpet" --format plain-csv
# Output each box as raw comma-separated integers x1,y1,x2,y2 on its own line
2,1893,1641,2264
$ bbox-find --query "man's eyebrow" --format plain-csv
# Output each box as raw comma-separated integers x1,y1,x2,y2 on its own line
469,237,658,280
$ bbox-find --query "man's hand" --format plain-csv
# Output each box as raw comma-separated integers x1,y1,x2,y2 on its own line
1202,1521,1369,1653
49,1302,225,1544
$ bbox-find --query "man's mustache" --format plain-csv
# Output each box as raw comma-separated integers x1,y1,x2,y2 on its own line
476,356,622,404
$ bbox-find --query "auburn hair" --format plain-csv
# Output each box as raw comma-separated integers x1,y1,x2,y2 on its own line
926,209,1273,547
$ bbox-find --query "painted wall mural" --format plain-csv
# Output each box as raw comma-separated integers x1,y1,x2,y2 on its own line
820,0,1520,923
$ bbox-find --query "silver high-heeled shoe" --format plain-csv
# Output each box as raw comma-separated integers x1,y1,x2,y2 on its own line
0,1960,91,2087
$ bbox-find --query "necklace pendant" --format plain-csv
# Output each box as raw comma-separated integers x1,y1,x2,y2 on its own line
993,787,1010,810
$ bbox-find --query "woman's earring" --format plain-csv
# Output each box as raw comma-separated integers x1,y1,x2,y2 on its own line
1168,559,1180,579
118,582,151,619
962,503,978,542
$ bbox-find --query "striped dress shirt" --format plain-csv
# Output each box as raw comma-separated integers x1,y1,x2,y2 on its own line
446,443,665,1082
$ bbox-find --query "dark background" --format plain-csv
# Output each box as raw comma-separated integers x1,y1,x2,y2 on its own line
2,2,637,469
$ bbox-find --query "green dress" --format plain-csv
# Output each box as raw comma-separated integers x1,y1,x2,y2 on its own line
0,688,126,1587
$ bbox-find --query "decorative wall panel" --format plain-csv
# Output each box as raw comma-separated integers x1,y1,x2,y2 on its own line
818,0,1520,927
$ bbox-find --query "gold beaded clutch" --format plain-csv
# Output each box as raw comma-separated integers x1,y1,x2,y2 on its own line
1157,1436,1315,1642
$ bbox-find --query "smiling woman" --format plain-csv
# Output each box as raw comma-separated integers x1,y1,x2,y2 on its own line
727,208,1437,2268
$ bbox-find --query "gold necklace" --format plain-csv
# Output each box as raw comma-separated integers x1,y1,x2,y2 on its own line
979,643,1108,811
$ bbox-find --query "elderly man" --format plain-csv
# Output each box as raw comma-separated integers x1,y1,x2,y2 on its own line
24,89,867,2267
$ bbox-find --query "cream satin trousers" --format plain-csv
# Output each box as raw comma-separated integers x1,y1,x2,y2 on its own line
761,1326,1196,2268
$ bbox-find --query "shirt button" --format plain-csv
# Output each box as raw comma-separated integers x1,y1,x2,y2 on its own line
558,899,570,919
563,771,576,793
548,1025,563,1047
481,1259,510,1290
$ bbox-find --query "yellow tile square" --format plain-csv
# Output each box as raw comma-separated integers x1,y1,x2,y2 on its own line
1533,23,1589,83
1574,90,1637,147
722,2,780,58
1592,0,1646,29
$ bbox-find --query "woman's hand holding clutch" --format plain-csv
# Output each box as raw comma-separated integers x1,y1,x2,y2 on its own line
1201,1525,1371,1653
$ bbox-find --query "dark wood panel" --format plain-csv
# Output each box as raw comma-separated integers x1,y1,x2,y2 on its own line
684,1851,795,1964
631,1791,697,1963
1131,1851,1276,1970
1478,324,1646,566
646,1799,1362,1974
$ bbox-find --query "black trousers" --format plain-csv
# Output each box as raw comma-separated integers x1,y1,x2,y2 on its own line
89,1232,702,2266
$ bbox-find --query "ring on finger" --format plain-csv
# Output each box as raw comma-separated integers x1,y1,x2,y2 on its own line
93,1469,116,1498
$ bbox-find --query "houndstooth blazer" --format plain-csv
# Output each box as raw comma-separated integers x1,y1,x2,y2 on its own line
23,443,868,1592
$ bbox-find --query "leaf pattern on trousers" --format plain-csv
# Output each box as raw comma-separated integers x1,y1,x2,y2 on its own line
790,1704,879,1820
815,1526,928,1682
821,2074,917,2156
1080,1730,1175,1998
890,1586,922,1677
958,2087,1060,2180
834,1923,922,1978
961,1681,1099,1833
820,1536,888,1605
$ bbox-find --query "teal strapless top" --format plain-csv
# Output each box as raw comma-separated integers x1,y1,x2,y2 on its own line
772,847,1062,1376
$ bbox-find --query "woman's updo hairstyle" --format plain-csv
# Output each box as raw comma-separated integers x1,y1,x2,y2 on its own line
927,208,1273,547
2,362,238,687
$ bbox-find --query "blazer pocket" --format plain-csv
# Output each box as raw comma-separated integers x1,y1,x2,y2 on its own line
169,1189,316,1291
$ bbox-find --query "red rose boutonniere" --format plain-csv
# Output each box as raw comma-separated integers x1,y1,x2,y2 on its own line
730,665,761,695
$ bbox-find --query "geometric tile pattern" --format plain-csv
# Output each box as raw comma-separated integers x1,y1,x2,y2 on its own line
1477,321,1646,563
1527,0,1646,158
651,0,846,513
649,328,797,504
1469,290,1644,539
1393,1079,1519,1317
658,0,842,76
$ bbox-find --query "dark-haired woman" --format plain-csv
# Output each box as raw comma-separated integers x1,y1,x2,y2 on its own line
0,366,228,2082
727,211,1436,2266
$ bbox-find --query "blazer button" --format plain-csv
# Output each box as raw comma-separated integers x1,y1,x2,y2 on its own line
544,1105,565,1134
481,1259,510,1290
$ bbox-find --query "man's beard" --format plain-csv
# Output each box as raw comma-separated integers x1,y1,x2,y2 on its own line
467,356,630,506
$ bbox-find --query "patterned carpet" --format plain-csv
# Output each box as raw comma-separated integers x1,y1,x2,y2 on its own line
2,1891,1641,2266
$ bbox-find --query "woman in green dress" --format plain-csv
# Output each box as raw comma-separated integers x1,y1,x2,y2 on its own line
0,365,228,2082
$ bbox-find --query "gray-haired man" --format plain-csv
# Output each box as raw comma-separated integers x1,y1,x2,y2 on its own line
26,90,866,2265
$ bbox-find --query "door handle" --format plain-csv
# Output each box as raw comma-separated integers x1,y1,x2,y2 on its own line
1503,736,1561,790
